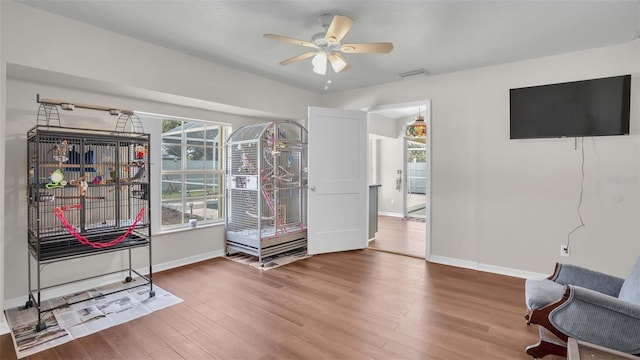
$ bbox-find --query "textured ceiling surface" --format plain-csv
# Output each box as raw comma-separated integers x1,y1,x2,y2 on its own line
17,0,640,94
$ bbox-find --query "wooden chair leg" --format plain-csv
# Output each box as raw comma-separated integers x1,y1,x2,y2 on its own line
526,339,567,359
525,326,567,359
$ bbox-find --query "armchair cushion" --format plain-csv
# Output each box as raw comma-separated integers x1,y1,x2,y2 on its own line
550,285,640,354
525,278,564,310
552,263,624,297
619,258,640,304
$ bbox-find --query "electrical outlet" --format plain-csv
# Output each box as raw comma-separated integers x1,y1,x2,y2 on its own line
560,244,570,257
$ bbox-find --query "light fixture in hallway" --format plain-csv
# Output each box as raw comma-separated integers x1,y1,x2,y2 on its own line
405,107,426,143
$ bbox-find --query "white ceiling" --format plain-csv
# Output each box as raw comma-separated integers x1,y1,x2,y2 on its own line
15,0,640,95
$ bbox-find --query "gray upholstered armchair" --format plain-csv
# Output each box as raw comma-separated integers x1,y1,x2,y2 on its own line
524,258,640,358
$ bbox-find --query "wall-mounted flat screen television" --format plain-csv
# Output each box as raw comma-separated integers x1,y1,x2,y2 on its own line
510,75,631,139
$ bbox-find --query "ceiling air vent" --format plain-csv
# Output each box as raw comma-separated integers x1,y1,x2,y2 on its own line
399,68,429,80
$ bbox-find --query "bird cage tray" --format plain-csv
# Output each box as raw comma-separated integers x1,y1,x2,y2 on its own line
226,227,306,248
226,230,307,259
28,228,149,262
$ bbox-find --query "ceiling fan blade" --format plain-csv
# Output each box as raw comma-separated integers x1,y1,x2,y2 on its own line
341,42,393,54
328,52,349,73
279,51,317,66
324,15,354,45
264,34,316,49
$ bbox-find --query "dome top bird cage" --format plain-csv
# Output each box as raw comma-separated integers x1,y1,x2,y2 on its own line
225,120,308,264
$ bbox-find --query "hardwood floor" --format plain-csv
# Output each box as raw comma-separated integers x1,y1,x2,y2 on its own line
1,250,558,359
369,216,426,258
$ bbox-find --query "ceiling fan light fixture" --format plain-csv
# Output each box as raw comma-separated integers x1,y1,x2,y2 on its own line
264,13,392,78
329,53,348,73
312,51,328,75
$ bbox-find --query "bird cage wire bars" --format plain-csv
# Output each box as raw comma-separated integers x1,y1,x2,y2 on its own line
225,120,308,264
25,96,153,331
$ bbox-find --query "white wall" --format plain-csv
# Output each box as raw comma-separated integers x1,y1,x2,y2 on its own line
368,112,404,215
368,113,398,138
377,136,405,216
321,40,640,277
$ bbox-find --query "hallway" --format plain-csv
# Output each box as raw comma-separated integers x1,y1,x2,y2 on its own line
368,215,425,258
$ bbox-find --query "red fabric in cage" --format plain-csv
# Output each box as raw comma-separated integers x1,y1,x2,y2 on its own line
54,204,145,249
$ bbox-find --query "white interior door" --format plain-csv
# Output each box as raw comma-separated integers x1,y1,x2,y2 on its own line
307,106,368,255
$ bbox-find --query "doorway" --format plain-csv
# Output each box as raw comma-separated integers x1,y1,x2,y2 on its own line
365,101,430,259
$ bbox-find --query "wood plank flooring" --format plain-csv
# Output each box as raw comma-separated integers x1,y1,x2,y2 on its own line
369,216,426,258
0,250,558,359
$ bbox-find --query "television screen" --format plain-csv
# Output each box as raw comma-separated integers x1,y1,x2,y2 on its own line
510,75,631,139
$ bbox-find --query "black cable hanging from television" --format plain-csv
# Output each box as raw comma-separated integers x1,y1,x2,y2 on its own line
566,137,586,251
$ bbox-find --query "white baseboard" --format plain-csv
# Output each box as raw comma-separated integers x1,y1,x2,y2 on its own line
378,211,403,217
3,250,225,311
154,250,225,273
427,255,548,280
427,255,477,269
0,313,9,335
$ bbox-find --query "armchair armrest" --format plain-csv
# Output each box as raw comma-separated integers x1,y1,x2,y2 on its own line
549,285,640,354
551,263,624,297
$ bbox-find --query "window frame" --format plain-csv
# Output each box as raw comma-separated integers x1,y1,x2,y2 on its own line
160,119,228,230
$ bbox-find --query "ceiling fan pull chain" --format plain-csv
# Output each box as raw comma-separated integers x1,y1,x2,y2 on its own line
325,68,332,90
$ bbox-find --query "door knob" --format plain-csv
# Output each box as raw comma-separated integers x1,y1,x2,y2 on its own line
310,186,316,191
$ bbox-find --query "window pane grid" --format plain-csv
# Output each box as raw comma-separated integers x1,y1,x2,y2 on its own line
162,120,227,228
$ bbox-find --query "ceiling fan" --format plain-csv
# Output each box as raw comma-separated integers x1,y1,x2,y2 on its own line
264,14,393,75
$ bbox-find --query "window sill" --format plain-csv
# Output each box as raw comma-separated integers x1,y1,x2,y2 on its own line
153,221,225,237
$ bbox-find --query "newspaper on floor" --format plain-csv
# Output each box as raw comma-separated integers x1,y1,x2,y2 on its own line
5,282,182,358
105,301,151,325
128,285,183,312
5,308,71,359
66,314,114,339
95,295,139,315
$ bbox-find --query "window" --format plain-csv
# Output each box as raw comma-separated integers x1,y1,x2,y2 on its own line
161,120,228,229
406,141,427,195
